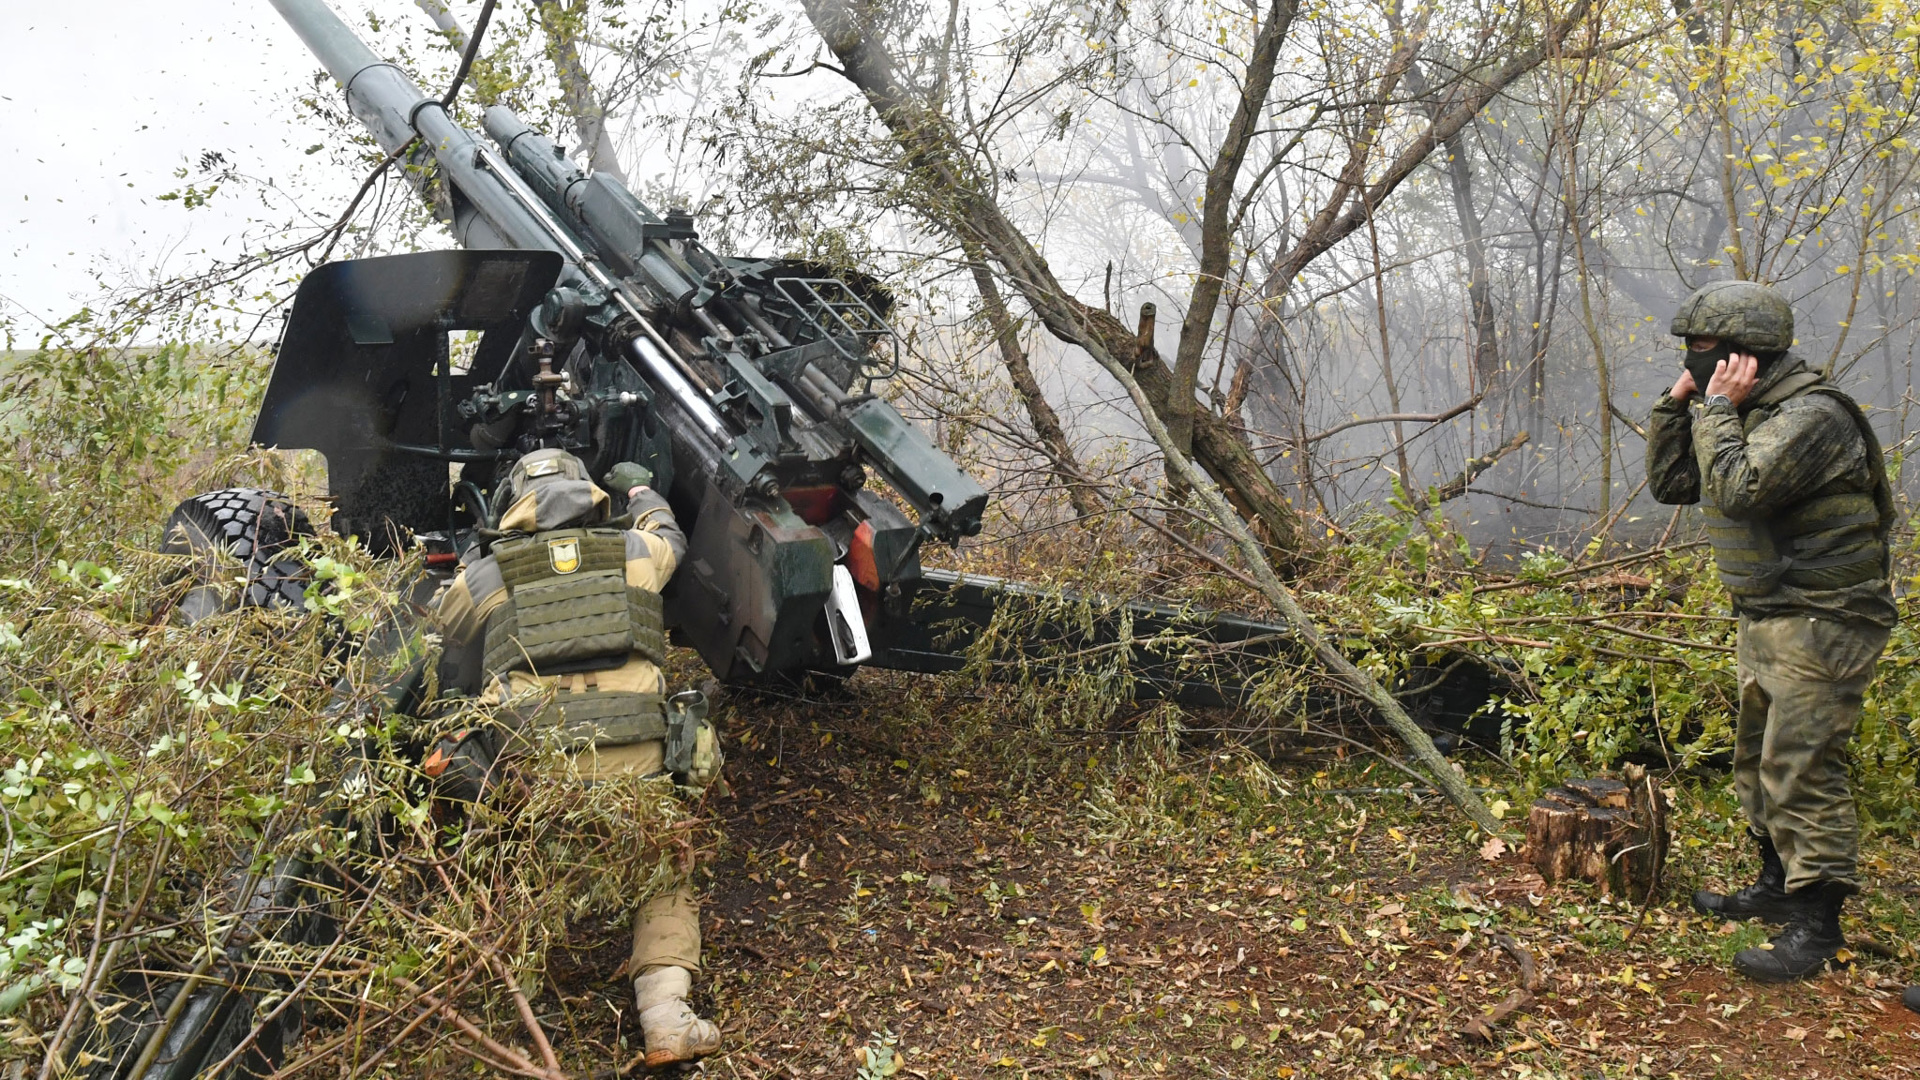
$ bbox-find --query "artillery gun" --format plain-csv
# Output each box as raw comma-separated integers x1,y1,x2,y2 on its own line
244,0,993,683
160,0,1312,701
78,2,1499,1076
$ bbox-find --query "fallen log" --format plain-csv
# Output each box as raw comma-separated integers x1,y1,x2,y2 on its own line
1523,764,1668,902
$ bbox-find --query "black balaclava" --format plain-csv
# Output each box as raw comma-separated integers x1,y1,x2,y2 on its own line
1684,340,1732,394
1684,341,1785,399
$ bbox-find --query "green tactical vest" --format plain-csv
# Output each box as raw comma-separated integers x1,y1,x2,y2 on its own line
482,527,670,749
1703,372,1895,602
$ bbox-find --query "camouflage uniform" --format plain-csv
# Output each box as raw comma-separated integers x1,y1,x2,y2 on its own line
1648,352,1894,892
431,450,718,1062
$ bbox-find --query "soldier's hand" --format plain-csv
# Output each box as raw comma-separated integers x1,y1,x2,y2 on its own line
605,461,653,495
1706,351,1760,407
1671,368,1698,401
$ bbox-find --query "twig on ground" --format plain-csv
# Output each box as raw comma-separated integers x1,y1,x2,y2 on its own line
204,879,385,1078
406,982,569,1080
1459,933,1540,1043
484,951,564,1076
34,817,130,1080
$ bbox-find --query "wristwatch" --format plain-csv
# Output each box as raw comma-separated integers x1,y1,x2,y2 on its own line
1702,393,1734,411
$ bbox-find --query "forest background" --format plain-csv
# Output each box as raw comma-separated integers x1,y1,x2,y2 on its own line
4,0,1920,1076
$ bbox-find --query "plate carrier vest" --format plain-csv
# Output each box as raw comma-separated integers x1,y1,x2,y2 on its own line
481,526,670,748
1703,371,1895,602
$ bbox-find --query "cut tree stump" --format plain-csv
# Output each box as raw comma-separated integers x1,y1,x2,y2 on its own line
1524,764,1668,902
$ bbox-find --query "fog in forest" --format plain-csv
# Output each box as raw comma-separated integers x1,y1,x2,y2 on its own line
11,0,1920,565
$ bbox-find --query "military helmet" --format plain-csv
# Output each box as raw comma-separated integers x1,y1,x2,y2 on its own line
492,448,594,521
1669,281,1795,352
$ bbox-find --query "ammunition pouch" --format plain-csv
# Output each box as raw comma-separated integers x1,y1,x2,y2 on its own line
663,689,722,790
1706,489,1887,598
475,524,674,752
539,687,668,751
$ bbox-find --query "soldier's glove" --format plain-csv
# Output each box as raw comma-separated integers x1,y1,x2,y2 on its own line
664,689,724,792
605,461,653,495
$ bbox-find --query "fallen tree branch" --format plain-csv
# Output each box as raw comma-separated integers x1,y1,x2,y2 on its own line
1022,300,1503,830
1434,430,1530,502
800,0,1501,833
1586,621,1733,654
1466,487,1592,514
1305,393,1487,446
204,877,385,1079
407,982,570,1080
1472,540,1708,594
1414,626,1690,665
1459,933,1540,1042
484,951,563,1076
1071,326,1501,830
34,818,130,1080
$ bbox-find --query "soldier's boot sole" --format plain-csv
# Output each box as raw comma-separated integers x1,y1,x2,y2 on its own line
1904,985,1920,1015
639,1002,720,1068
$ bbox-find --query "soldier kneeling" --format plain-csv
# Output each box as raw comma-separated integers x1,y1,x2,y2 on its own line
429,448,722,1066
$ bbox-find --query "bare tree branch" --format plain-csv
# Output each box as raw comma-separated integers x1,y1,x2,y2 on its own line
537,0,626,180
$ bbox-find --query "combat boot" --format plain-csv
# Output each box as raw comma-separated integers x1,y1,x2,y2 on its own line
1692,830,1795,924
1904,985,1919,1015
633,965,721,1067
1732,880,1852,984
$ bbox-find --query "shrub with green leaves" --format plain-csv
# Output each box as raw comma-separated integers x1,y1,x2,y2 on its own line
0,335,697,1075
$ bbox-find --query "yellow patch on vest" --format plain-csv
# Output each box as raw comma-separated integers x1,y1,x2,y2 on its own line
547,537,582,574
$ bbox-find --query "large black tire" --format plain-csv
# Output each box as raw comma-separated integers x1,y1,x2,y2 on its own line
161,489,314,621
77,967,294,1080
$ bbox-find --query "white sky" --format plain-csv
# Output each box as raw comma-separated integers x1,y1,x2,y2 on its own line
0,0,376,331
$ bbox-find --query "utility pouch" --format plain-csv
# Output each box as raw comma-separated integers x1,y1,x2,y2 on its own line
422,724,502,807
664,689,722,790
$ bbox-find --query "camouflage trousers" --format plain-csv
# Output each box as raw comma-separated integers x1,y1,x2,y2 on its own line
578,739,704,973
1734,614,1889,891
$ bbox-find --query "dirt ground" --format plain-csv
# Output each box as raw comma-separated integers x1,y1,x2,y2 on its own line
543,675,1920,1079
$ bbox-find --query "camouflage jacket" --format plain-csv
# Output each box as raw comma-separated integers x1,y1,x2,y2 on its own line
1647,355,1896,627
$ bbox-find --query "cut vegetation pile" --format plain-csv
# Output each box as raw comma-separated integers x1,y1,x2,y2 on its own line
0,343,697,1076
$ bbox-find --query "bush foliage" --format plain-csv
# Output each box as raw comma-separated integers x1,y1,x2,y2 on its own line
0,337,696,1074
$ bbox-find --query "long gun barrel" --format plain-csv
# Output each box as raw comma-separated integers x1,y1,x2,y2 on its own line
269,0,731,451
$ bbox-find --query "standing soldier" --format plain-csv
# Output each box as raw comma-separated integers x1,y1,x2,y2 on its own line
1647,281,1897,983
429,448,723,1065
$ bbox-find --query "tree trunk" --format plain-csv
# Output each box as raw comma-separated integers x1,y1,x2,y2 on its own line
1398,43,1498,396
798,0,1307,559
967,259,1102,519
798,0,1511,832
1167,0,1296,458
